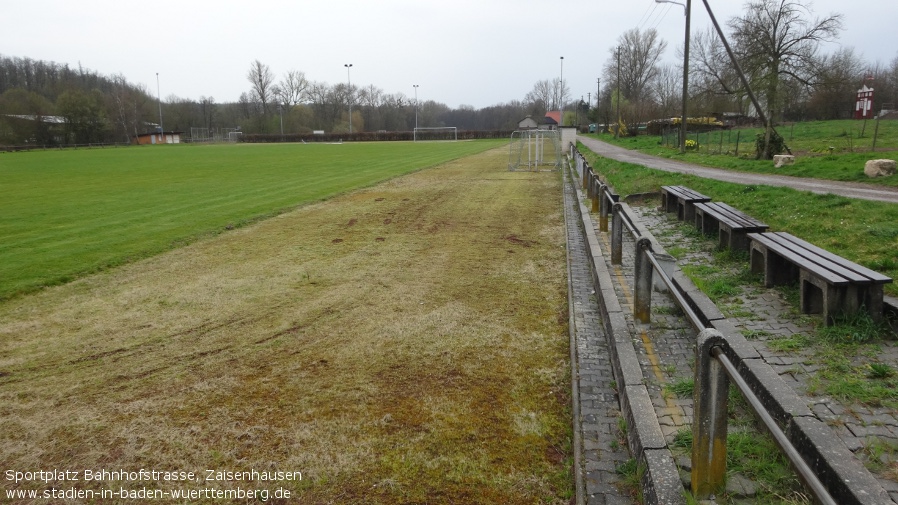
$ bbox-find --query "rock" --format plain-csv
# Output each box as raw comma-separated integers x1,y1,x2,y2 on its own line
726,474,758,498
864,159,897,178
773,155,795,168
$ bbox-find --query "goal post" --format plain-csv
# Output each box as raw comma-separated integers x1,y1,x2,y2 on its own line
507,129,561,171
413,126,457,142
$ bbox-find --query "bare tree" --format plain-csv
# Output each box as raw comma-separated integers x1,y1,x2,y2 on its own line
604,28,668,103
552,77,571,112
652,64,682,117
200,96,216,131
729,0,843,157
275,70,309,107
246,60,275,115
525,79,554,110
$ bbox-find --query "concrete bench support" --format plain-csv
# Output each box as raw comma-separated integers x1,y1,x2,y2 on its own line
661,185,711,222
748,232,892,325
694,201,768,252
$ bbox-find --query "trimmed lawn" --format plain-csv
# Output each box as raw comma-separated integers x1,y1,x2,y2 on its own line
0,141,503,299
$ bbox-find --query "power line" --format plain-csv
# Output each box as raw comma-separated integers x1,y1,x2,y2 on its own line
636,2,661,31
650,3,674,31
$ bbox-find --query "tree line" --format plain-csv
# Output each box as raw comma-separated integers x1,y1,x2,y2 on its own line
0,55,558,147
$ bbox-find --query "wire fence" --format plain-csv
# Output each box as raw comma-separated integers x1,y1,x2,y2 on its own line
659,120,898,156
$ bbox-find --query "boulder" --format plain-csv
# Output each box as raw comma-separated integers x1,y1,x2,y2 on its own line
773,154,795,168
864,159,897,178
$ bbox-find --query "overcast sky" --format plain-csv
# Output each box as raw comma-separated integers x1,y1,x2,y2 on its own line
3,0,895,109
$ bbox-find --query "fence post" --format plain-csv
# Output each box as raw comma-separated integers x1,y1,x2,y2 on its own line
582,163,590,190
611,203,623,265
692,329,729,499
590,177,600,214
633,237,653,323
597,183,608,230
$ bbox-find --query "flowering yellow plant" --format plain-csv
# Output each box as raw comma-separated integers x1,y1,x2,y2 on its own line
685,139,699,150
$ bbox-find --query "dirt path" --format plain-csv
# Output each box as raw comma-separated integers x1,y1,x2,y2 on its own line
578,135,898,203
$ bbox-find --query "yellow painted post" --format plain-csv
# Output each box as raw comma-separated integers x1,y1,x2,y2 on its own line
692,329,729,498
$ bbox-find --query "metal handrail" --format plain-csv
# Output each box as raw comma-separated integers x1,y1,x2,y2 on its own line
711,346,837,505
646,251,704,331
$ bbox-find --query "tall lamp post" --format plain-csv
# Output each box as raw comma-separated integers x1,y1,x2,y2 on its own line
277,104,284,136
413,84,419,136
559,56,564,127
344,63,353,135
156,72,163,135
656,0,691,153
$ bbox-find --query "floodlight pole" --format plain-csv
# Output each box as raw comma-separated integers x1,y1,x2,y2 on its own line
559,56,564,127
344,63,353,135
656,0,690,153
277,104,284,136
156,72,163,135
413,84,419,139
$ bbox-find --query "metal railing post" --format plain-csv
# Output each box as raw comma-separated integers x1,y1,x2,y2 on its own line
598,185,609,231
633,237,653,322
611,203,624,265
692,329,729,499
589,175,607,213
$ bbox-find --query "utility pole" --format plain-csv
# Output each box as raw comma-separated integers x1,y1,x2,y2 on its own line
656,0,691,153
615,47,621,139
596,78,601,110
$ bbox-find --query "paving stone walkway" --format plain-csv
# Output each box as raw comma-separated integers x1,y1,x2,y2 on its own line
564,164,636,505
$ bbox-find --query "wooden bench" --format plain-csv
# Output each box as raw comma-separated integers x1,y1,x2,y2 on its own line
694,201,768,252
661,186,711,222
747,231,892,325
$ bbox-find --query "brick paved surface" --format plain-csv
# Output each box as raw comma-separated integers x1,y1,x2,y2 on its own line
564,157,898,503
564,166,636,504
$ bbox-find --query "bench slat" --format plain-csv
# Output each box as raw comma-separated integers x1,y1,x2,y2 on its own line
694,202,767,230
661,185,710,201
775,232,891,284
747,232,888,286
747,232,849,285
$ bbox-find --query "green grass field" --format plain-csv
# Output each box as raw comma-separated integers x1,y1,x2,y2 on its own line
586,119,898,185
0,141,504,300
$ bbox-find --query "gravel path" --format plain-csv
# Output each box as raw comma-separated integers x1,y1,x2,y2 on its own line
577,135,898,204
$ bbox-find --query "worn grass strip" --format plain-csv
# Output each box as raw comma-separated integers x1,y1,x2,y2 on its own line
0,146,572,503
0,141,503,300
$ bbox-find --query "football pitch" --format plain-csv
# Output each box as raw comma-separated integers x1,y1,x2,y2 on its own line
0,140,504,300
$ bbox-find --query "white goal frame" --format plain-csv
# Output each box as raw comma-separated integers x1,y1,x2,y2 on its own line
413,126,457,142
507,129,561,171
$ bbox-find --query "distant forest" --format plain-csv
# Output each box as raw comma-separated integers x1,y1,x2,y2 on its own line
0,55,550,146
